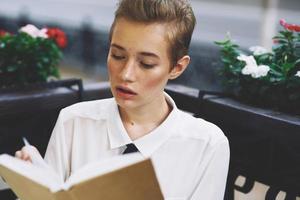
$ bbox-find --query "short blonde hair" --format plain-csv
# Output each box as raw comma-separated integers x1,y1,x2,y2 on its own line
109,0,196,67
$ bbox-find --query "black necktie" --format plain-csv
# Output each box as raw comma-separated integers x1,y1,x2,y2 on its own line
123,143,139,154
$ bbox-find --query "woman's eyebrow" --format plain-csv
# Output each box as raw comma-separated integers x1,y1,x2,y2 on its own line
111,43,125,50
139,52,160,59
111,43,159,59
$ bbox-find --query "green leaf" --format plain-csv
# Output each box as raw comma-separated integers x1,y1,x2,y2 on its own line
215,40,230,45
7,65,18,72
282,62,295,73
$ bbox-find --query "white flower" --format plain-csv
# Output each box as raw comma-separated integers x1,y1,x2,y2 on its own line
241,65,256,76
237,54,270,78
237,55,257,66
252,65,270,78
295,71,300,78
38,28,48,38
19,24,48,38
249,46,270,56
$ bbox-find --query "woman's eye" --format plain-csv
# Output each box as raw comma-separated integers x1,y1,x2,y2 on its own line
141,62,155,69
111,54,125,60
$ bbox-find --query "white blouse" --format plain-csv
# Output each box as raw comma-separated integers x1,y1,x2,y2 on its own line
44,93,230,200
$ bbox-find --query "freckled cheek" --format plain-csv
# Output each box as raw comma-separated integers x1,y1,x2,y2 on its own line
143,74,168,92
107,60,119,80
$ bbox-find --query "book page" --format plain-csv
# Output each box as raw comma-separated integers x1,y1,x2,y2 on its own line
22,145,51,169
64,153,145,189
0,154,63,192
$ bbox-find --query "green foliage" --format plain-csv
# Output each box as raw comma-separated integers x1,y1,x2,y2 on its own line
215,28,300,115
0,32,62,88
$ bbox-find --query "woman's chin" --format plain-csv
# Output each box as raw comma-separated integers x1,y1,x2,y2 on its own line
115,96,138,109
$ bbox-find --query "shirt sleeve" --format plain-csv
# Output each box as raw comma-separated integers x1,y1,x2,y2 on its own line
44,110,72,182
190,138,230,200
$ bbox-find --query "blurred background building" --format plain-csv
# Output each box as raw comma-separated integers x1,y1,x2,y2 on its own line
0,0,299,89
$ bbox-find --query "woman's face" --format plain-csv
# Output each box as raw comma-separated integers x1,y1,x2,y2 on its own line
107,18,174,110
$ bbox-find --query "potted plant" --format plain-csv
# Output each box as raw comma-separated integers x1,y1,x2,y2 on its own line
0,24,67,89
215,19,300,115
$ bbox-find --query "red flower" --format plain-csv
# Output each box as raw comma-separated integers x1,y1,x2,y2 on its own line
55,36,67,49
46,28,67,48
279,19,300,32
294,25,300,32
0,30,8,37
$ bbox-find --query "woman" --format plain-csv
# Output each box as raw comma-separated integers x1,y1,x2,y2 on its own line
16,0,230,199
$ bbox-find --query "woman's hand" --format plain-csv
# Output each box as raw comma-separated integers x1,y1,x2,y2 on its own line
15,146,39,163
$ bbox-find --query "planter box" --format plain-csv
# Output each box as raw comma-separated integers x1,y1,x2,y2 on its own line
200,95,300,199
0,80,111,155
0,80,112,200
165,84,300,199
0,81,79,199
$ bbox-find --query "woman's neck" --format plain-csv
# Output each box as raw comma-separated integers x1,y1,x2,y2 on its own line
119,94,172,140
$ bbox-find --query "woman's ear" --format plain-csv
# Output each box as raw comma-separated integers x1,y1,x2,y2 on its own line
169,55,190,80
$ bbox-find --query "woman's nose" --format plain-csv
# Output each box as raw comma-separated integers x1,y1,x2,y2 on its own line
120,59,137,82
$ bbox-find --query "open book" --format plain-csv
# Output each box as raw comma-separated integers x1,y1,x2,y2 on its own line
0,153,163,200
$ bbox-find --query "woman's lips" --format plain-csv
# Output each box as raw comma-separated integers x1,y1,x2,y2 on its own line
115,86,137,99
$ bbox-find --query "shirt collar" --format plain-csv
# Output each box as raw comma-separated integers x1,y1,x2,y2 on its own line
107,92,179,157
107,100,132,149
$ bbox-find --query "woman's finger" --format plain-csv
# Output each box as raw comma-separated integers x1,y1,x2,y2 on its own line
15,151,22,158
